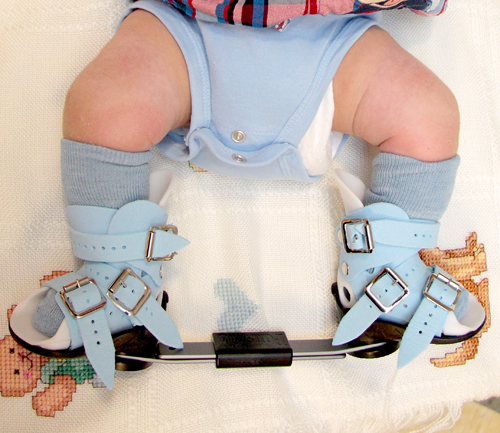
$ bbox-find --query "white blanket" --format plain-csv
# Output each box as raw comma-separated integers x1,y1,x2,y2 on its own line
0,0,499,430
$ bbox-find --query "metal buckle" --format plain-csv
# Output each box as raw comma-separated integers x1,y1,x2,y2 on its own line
341,219,374,253
145,225,179,262
424,273,461,311
364,268,409,313
60,277,107,318
107,268,151,316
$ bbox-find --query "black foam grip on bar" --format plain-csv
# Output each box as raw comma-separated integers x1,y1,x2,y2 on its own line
213,332,293,368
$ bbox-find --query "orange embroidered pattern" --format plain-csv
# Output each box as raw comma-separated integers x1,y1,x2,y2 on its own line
419,233,490,367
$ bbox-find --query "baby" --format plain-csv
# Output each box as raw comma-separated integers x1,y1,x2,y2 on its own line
9,0,486,388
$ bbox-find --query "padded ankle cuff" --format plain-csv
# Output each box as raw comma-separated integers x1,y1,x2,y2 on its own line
332,169,485,367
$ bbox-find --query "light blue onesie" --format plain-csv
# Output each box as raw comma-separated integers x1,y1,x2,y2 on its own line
122,0,380,181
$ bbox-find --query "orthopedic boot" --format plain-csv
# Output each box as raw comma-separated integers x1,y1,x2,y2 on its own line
332,154,486,367
10,140,185,388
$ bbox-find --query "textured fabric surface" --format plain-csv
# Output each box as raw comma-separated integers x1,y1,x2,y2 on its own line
364,153,460,221
61,139,152,208
0,0,499,430
155,0,447,27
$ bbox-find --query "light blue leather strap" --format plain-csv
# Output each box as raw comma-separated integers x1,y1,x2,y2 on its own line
56,277,116,388
370,219,439,248
397,266,462,368
136,297,183,348
342,219,439,252
338,217,439,282
70,227,189,262
333,253,437,346
79,262,184,348
44,272,90,349
107,268,183,349
332,268,409,346
332,295,384,346
73,310,115,389
338,243,417,282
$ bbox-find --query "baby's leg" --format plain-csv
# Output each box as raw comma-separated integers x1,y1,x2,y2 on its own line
333,26,459,162
329,27,487,366
332,26,460,221
64,9,191,153
33,10,192,336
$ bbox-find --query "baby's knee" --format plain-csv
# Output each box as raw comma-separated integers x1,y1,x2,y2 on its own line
63,11,190,152
339,28,460,162
408,64,460,156
63,68,171,153
374,63,460,161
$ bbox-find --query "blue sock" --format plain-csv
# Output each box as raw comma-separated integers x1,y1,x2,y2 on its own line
364,153,460,221
61,139,151,208
33,139,151,337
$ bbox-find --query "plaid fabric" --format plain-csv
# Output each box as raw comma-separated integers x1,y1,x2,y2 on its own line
152,0,447,27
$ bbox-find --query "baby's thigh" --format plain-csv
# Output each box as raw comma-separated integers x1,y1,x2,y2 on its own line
63,10,191,152
332,26,459,161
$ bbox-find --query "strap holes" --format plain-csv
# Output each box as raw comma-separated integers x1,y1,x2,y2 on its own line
83,290,87,294
403,304,408,308
414,234,418,237
96,341,100,345
94,330,98,334
418,331,422,334
343,287,351,302
424,322,428,326
91,320,95,324
77,243,80,247
86,299,90,304
423,234,426,238
96,272,99,276
122,246,126,250
112,247,116,251
101,246,105,250
131,290,135,294
109,311,113,316
429,313,433,317
92,246,96,250
84,245,87,249
105,276,109,280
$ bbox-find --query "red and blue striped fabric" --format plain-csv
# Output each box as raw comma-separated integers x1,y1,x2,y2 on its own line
151,0,447,27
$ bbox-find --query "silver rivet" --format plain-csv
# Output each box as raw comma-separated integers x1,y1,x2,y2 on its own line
232,154,247,163
231,130,246,143
342,262,349,276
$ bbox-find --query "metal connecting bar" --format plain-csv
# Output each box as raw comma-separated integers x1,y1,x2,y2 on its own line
114,332,388,367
